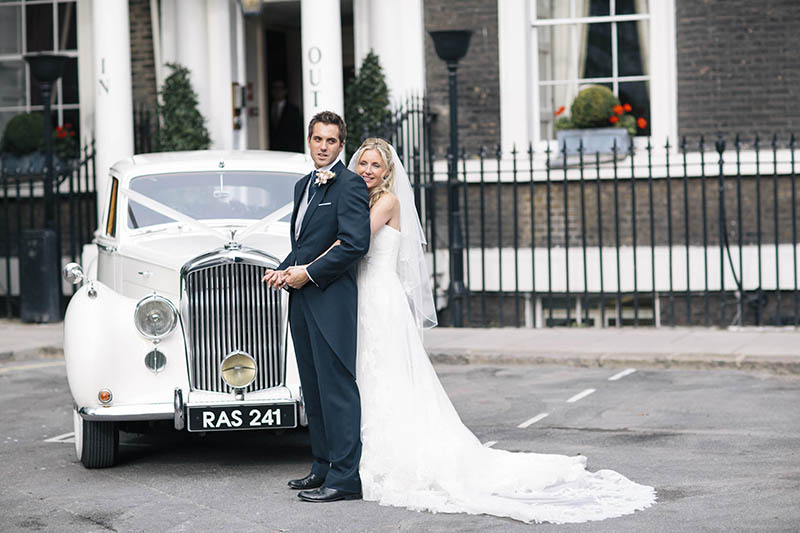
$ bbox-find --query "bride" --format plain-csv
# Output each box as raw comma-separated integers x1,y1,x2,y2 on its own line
338,138,655,524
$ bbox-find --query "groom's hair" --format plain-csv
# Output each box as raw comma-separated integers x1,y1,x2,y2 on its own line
307,111,346,144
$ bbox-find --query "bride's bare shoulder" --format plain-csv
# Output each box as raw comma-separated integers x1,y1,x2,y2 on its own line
373,191,399,209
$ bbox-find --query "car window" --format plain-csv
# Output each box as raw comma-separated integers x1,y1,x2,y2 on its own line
106,177,119,237
127,171,298,229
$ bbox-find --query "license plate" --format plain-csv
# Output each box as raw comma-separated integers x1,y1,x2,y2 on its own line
187,403,297,432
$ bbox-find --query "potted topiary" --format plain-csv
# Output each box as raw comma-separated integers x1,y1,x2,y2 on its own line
157,63,211,151
554,85,647,155
344,51,391,161
1,112,78,173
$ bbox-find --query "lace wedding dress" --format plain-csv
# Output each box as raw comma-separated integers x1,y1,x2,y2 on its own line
356,225,656,524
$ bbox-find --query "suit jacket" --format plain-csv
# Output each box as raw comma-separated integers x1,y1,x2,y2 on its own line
278,160,370,375
270,101,304,153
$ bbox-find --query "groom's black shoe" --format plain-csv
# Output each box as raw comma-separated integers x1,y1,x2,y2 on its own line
297,487,362,502
287,473,325,490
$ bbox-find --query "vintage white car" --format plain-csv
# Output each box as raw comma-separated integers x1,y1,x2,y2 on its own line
62,150,310,468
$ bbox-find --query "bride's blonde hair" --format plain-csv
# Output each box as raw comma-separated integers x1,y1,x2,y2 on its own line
353,138,395,207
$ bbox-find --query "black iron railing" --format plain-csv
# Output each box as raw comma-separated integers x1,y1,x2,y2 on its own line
1,141,97,317
408,134,799,328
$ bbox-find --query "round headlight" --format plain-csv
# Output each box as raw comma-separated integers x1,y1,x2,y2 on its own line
134,295,178,340
220,351,257,389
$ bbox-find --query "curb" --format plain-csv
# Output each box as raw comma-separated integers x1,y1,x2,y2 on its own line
427,349,800,375
0,346,64,362
4,347,799,376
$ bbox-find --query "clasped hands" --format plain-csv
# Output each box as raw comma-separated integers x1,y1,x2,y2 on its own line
262,265,310,290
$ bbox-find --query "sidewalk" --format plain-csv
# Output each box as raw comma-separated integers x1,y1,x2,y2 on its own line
2,319,799,374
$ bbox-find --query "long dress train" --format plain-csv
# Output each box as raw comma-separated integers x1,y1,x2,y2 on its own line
356,225,656,524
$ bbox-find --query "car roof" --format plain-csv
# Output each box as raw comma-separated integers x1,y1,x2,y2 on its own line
110,150,314,182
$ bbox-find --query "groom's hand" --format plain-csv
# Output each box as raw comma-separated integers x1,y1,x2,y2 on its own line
284,265,311,289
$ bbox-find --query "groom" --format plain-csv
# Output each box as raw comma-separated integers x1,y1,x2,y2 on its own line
263,111,370,502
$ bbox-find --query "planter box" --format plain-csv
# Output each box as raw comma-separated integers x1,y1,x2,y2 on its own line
1,152,72,176
556,128,631,156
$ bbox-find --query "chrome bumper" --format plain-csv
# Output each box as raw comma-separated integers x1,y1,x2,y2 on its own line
78,403,173,421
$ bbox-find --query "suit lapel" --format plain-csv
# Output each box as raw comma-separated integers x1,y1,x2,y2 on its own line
298,160,343,239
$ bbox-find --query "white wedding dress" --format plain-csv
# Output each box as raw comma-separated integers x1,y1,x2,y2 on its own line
356,225,656,524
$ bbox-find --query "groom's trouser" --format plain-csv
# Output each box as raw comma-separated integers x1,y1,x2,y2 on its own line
289,290,362,493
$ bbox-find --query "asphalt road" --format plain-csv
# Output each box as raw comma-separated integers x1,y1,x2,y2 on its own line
1,359,798,532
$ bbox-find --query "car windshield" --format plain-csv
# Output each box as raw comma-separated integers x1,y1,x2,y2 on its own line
127,171,298,229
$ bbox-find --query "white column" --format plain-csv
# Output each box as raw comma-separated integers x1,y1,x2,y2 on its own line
301,0,344,133
353,0,425,102
498,0,531,152
206,0,233,149
92,0,134,222
175,0,211,143
649,0,677,149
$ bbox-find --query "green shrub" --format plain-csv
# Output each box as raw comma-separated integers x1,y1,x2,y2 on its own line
570,86,620,129
554,116,575,132
157,63,211,152
344,51,391,160
1,113,44,155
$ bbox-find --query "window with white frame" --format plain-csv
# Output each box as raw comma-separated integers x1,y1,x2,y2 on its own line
533,0,651,141
0,0,79,147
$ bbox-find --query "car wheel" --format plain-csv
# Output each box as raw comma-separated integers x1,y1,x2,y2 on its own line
73,407,119,468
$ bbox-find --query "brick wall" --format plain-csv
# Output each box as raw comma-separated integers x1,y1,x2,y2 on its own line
676,0,800,141
424,0,500,157
128,0,157,113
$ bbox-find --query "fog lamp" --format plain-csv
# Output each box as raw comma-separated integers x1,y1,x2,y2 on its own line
134,294,178,340
98,389,113,404
144,349,167,373
220,351,257,389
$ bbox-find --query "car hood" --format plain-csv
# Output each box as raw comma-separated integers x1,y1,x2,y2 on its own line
117,224,292,272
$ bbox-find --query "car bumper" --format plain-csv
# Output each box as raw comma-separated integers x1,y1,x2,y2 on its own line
76,386,301,431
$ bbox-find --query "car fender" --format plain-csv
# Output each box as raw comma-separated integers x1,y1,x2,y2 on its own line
64,281,190,410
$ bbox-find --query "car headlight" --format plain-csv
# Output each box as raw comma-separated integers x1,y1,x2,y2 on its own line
221,351,257,389
134,294,178,340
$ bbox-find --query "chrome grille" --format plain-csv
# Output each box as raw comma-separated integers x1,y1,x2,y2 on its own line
184,261,284,393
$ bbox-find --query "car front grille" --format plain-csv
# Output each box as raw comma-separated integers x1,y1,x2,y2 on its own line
184,261,284,393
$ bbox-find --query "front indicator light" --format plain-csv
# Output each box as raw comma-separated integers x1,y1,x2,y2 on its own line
98,389,112,404
134,294,178,340
220,351,257,389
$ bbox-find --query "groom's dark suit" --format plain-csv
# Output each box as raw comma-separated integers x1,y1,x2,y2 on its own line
278,159,370,493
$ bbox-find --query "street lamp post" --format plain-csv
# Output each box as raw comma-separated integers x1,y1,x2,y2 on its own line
24,52,66,231
429,30,472,327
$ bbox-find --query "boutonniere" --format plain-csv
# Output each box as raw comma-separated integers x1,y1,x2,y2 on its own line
315,170,336,185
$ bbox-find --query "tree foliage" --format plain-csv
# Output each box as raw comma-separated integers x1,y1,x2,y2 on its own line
344,51,391,160
157,63,211,151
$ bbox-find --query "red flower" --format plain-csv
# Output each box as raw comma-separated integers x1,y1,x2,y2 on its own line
637,117,648,129
623,103,632,112
64,122,73,129
609,116,620,124
613,105,624,115
56,127,67,139
555,105,566,116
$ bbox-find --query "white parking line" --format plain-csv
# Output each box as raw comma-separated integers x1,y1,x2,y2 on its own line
517,413,549,428
0,361,65,374
44,432,75,443
483,440,498,448
608,368,637,381
567,388,596,403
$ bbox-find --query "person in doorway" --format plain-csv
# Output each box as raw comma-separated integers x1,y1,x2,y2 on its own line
269,79,304,152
